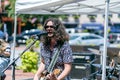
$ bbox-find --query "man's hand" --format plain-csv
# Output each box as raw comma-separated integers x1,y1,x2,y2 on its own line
46,73,57,80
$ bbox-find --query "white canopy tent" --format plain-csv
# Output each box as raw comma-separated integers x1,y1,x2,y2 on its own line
15,0,83,14
12,0,119,80
15,0,120,14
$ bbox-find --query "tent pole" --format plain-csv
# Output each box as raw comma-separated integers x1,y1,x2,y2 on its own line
11,11,17,80
102,0,109,80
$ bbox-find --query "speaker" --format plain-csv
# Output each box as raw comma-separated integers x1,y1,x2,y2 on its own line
70,63,93,79
70,52,95,79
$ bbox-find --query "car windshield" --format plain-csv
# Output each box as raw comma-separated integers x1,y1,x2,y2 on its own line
21,29,41,36
70,35,79,40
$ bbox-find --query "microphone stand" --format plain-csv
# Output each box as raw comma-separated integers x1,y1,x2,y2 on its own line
1,36,39,80
83,58,98,80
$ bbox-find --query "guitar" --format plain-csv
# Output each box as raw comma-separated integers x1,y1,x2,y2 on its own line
40,46,61,80
40,69,61,80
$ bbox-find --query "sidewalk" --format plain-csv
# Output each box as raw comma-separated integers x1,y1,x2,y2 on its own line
5,68,34,80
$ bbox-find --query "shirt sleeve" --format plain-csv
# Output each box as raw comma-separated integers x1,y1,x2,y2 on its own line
62,42,73,63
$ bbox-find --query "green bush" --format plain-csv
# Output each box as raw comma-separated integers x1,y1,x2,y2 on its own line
20,51,39,73
18,38,40,73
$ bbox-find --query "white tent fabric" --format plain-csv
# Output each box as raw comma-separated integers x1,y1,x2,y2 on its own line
16,0,120,14
16,0,83,14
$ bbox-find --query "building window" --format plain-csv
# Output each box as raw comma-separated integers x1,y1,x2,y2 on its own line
88,15,97,22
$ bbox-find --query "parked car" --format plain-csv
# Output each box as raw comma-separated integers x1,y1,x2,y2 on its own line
109,41,120,48
108,33,120,43
69,33,106,46
11,29,42,45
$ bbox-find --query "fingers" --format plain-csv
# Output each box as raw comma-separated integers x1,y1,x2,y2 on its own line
46,73,57,80
46,74,51,80
51,73,57,80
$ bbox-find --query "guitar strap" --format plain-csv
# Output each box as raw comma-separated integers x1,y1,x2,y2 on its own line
43,45,61,77
47,45,61,74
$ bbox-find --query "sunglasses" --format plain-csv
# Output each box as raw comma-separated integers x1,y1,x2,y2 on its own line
44,25,55,29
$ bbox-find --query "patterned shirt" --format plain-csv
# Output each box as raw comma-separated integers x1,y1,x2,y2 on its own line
40,41,73,71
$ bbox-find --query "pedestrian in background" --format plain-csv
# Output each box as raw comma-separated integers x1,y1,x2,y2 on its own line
0,39,11,80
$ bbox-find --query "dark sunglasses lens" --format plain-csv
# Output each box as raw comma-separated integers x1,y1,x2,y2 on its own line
45,26,54,29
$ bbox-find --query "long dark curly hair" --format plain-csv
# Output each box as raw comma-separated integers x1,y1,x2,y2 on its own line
41,18,69,46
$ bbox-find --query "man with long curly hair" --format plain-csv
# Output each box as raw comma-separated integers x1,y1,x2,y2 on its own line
34,18,73,80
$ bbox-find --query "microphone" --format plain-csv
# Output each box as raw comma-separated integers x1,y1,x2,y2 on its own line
37,31,48,36
32,31,48,39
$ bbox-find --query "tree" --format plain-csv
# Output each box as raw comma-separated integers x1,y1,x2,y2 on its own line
5,0,16,18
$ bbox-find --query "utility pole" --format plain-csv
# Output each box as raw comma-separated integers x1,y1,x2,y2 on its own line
0,0,1,13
